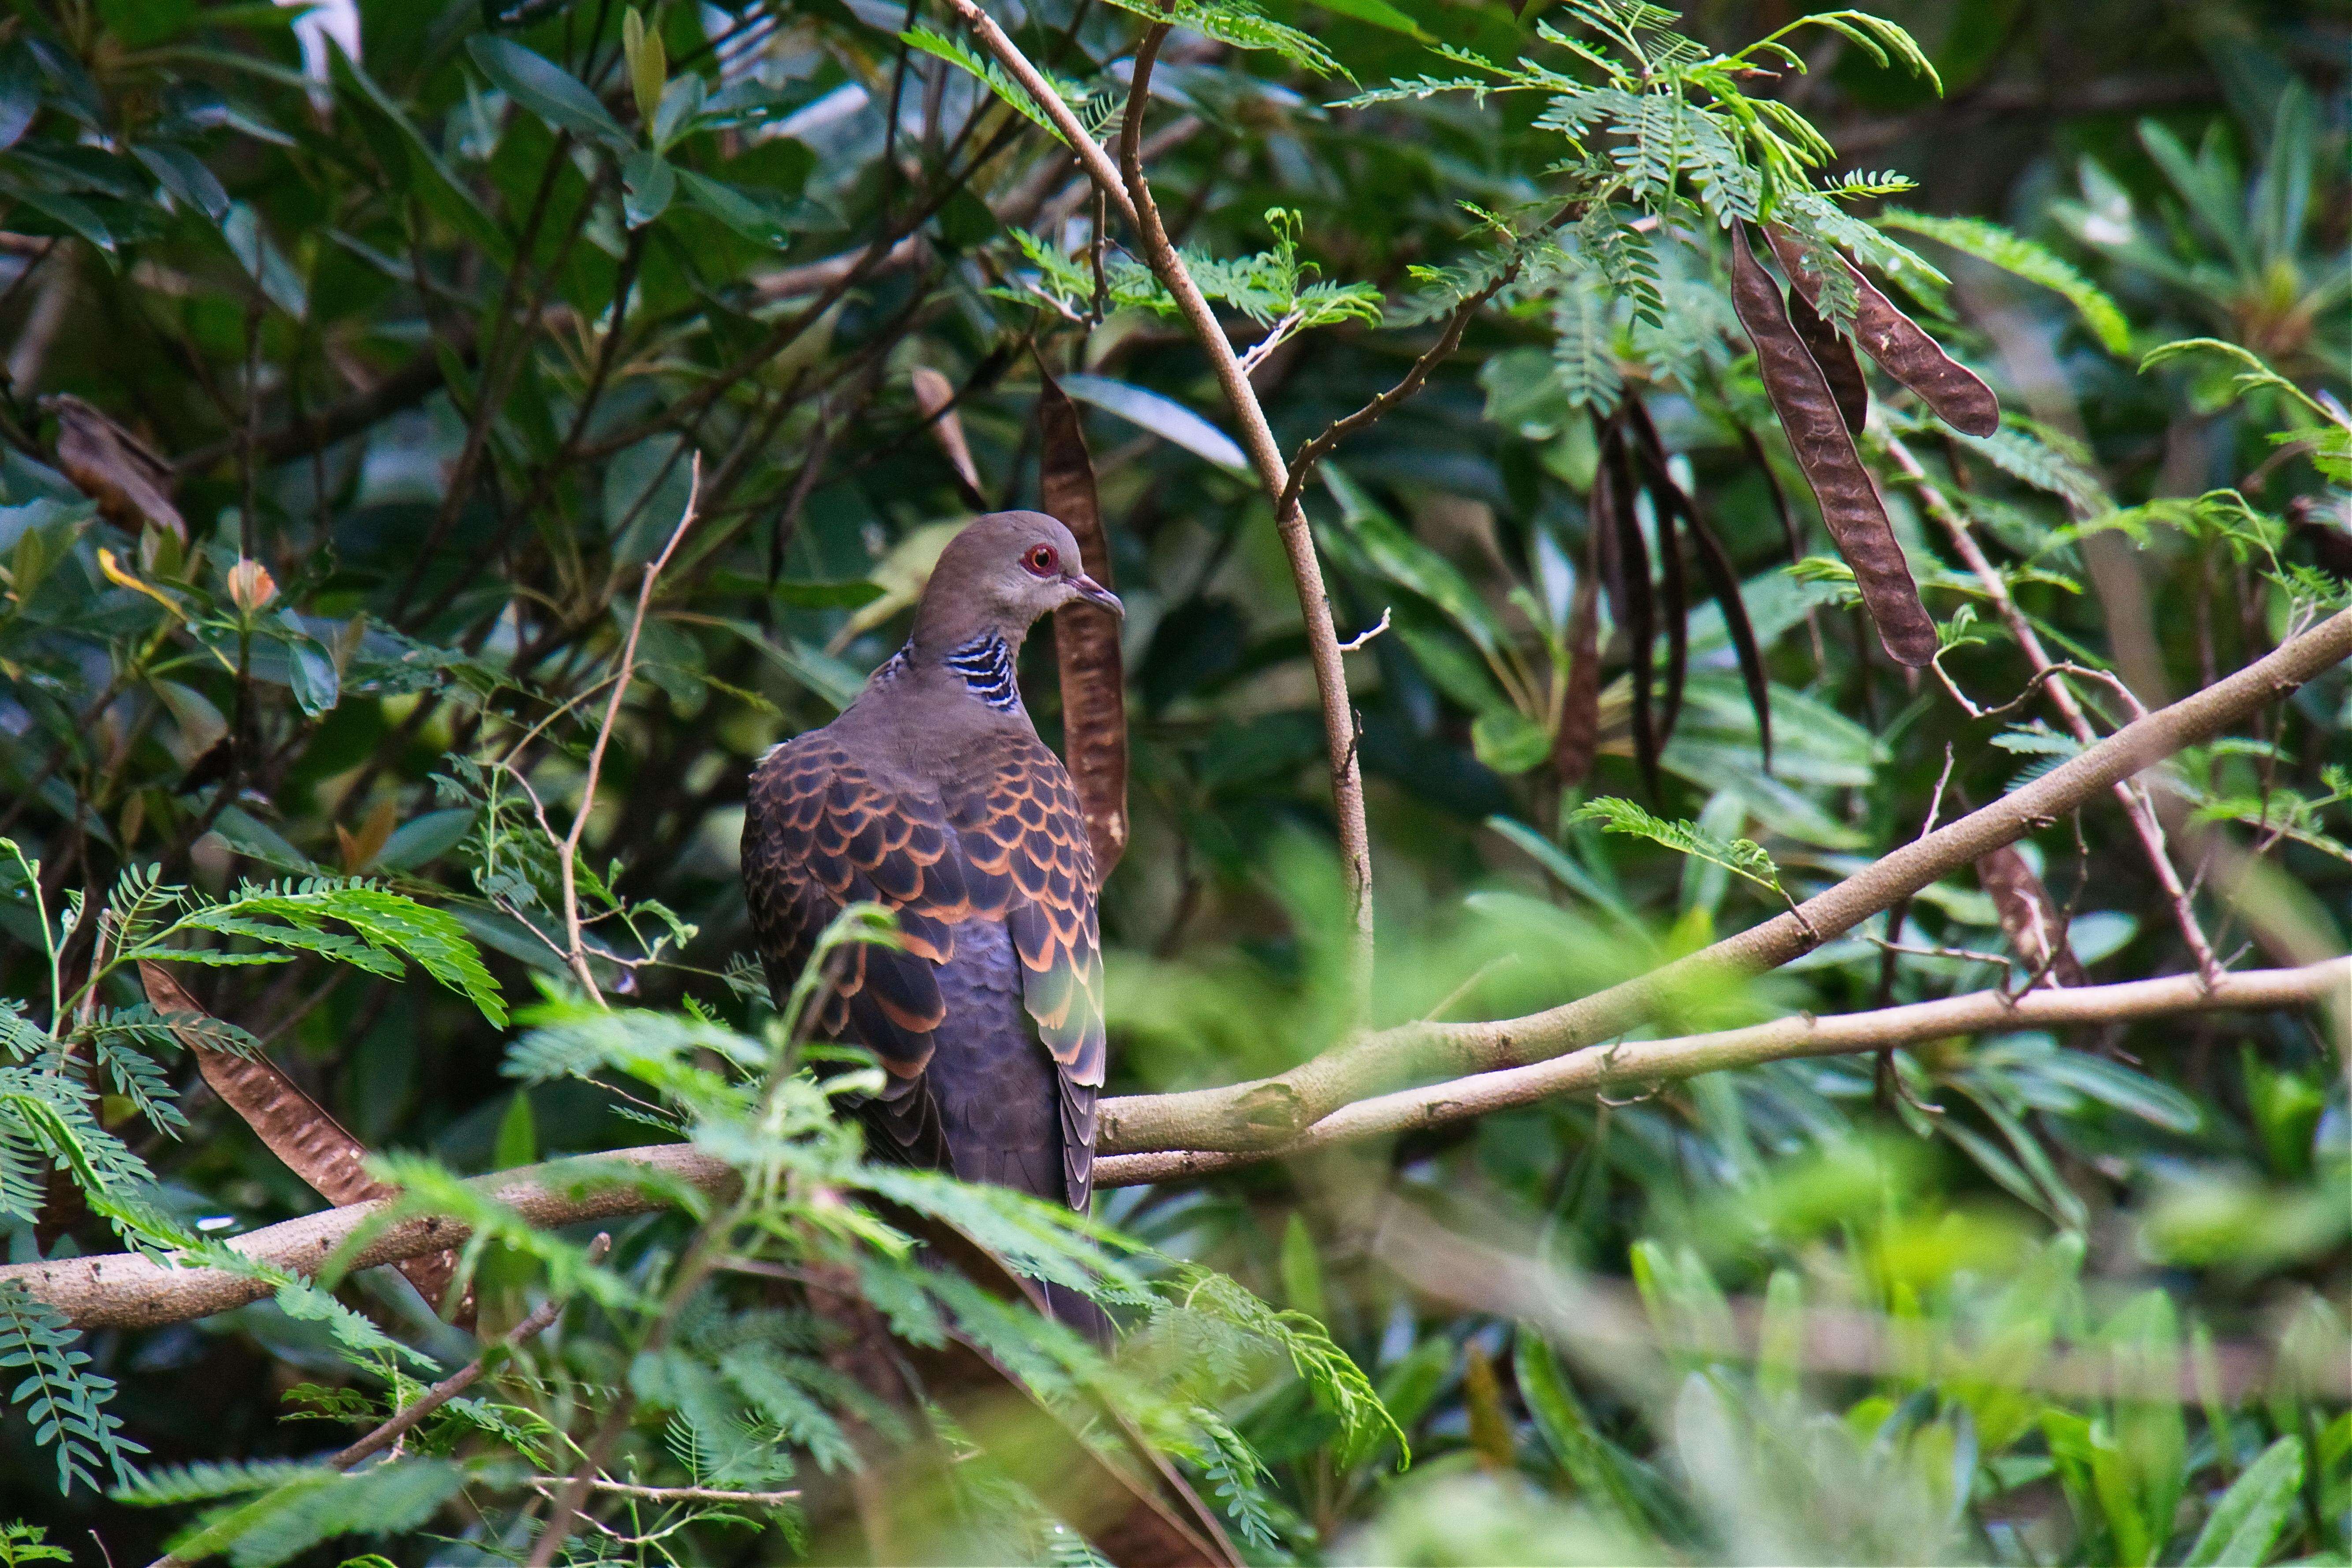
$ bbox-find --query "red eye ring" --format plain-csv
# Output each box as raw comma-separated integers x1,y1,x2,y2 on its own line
1022,544,1059,577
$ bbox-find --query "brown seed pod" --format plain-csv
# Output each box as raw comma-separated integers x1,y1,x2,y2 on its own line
1591,417,1661,796
1625,402,1773,773
1730,227,1939,668
911,365,986,507
1037,371,1128,886
1976,845,2088,986
1764,225,1999,438
48,395,186,543
1785,286,1869,436
1553,533,1602,788
138,962,469,1322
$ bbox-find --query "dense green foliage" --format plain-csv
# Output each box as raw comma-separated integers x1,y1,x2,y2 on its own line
0,0,2345,1562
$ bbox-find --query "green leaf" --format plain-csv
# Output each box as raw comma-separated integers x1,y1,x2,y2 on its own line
1878,210,2129,354
2184,1434,2303,1567
1320,466,1512,658
2032,1051,2202,1133
1516,1330,1646,1525
466,37,627,146
1570,798,1783,894
674,167,815,247
1277,1213,1326,1321
1057,375,1248,471
131,142,231,221
1,185,115,256
1472,707,1552,774
623,7,666,130
372,809,475,873
621,149,674,228
1309,0,1433,40
0,46,39,152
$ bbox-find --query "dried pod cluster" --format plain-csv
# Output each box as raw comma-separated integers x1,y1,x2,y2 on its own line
1729,223,2003,668
1562,400,1773,795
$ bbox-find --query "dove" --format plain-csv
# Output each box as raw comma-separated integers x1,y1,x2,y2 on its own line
743,511,1121,1335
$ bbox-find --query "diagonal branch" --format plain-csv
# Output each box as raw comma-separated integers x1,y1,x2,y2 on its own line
1094,604,2352,1155
1886,433,2222,981
327,1234,610,1470
1090,957,2350,1185
7,956,2341,1332
558,456,702,1002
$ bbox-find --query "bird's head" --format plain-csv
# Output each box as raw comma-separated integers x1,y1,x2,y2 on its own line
911,510,1122,652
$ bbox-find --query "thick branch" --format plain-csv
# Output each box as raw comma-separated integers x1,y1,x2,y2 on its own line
1095,605,2352,1155
0,1146,738,1331
1092,958,2349,1186
10,962,2343,1331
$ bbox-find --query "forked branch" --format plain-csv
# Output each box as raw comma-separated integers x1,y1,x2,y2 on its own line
558,455,703,1002
7,958,2340,1332
1093,604,2352,1155
1886,433,2221,981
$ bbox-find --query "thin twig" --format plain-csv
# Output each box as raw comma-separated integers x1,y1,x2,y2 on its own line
1337,608,1392,653
1887,434,2222,985
329,1235,612,1471
1274,271,1516,524
558,457,704,1003
525,1477,801,1506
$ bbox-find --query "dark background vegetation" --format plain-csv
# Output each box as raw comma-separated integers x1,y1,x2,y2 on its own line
0,0,2344,1561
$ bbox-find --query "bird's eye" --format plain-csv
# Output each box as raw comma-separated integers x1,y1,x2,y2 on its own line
1022,544,1059,577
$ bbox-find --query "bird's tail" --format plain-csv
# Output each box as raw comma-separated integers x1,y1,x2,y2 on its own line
1041,1280,1114,1348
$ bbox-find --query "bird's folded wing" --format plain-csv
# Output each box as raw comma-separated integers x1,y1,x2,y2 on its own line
949,735,1105,1090
744,736,973,1073
746,730,1106,1206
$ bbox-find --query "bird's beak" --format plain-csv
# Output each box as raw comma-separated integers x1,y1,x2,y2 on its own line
1066,572,1124,617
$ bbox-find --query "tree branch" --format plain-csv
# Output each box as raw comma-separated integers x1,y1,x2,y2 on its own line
7,959,2340,1332
1091,957,2349,1186
327,1234,610,1471
947,0,1378,1013
558,456,701,1002
1094,604,2352,1155
1887,433,2221,980
0,1146,738,1331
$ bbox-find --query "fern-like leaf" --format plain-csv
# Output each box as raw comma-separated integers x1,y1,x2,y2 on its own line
1570,797,1784,893
1879,209,2130,354
0,1281,146,1494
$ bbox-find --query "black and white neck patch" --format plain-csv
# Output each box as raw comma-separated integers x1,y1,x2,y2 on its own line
942,630,1021,712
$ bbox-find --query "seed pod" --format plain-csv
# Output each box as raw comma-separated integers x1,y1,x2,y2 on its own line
138,962,469,1322
912,365,985,507
1785,287,1868,436
1626,403,1773,773
1037,371,1128,885
1976,845,2087,986
1730,227,1939,667
1553,534,1602,787
1764,225,1999,438
1591,416,1660,796
48,394,186,543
